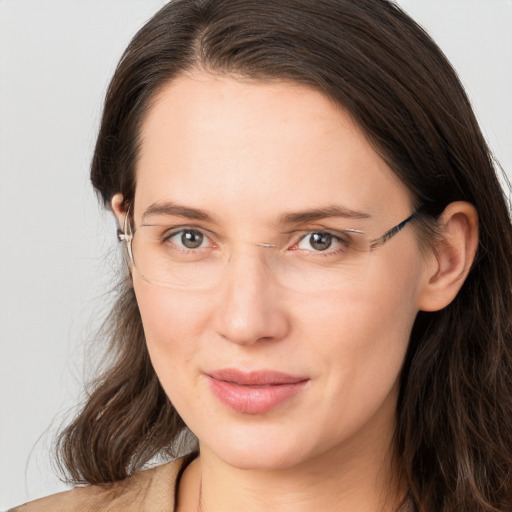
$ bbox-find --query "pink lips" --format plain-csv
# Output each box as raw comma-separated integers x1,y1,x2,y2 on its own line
206,369,309,414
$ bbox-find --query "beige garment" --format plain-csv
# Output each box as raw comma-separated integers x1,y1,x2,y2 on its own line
10,457,417,512
9,458,184,512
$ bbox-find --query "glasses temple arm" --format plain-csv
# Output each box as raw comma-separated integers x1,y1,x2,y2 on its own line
369,212,418,250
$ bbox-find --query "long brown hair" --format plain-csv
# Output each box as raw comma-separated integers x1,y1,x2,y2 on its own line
56,1,512,510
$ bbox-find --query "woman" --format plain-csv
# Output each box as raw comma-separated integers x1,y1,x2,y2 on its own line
12,0,512,510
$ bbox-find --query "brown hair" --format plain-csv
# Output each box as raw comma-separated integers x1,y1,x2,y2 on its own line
56,1,512,510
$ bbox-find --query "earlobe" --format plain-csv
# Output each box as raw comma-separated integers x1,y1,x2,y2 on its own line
417,201,479,312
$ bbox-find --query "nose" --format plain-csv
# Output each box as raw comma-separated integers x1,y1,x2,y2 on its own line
212,247,290,346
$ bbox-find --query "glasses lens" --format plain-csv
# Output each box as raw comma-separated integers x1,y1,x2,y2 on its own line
130,225,371,292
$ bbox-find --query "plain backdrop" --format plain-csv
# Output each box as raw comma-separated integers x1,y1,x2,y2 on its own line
1,1,511,509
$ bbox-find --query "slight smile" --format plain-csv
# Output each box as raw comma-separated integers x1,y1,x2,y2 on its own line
206,369,310,414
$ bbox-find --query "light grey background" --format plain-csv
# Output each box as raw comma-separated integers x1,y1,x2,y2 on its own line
1,1,511,509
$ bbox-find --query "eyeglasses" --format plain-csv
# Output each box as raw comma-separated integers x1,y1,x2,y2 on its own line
118,207,417,293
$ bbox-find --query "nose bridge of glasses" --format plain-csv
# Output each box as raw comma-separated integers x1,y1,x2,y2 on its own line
225,239,280,268
212,241,282,297
254,242,277,249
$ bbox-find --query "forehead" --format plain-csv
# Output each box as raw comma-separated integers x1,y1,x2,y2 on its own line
134,71,411,226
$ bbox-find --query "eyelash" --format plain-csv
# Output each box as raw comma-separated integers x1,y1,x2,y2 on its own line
292,232,351,256
160,227,353,257
162,228,214,254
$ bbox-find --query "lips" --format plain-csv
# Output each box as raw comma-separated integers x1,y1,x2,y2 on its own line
206,369,309,414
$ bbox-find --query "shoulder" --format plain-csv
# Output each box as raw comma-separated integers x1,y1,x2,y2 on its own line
9,457,187,512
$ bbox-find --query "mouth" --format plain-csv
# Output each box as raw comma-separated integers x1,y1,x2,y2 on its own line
206,369,309,414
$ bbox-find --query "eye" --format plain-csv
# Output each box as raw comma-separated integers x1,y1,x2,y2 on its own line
165,229,209,250
295,231,349,252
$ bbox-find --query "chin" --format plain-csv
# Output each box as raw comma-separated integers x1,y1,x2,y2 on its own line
198,421,319,471
217,446,304,471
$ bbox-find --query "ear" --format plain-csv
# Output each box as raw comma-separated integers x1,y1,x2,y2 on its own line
417,201,478,312
111,193,126,228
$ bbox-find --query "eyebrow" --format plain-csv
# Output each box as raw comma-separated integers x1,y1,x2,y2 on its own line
141,201,371,225
279,205,371,224
141,202,217,223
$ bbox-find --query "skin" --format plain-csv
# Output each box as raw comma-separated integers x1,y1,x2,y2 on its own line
112,70,478,511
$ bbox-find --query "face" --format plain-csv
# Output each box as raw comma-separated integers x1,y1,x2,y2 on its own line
122,71,430,471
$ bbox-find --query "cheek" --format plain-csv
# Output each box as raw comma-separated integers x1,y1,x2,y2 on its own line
298,281,417,395
297,251,422,425
133,277,211,380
